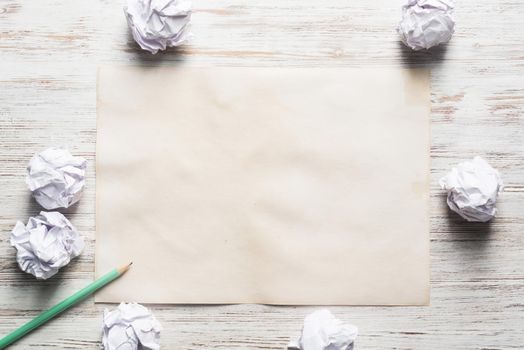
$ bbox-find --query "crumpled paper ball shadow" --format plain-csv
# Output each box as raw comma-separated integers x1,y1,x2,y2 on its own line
288,309,358,350
124,0,192,54
398,39,449,68
102,303,162,350
10,211,85,280
397,0,455,51
26,147,87,210
440,156,503,223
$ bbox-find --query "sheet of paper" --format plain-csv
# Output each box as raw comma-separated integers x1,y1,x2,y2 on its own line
95,66,430,305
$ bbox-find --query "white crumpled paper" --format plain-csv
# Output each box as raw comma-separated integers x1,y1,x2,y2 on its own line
440,156,503,222
26,147,87,210
10,211,84,280
288,309,358,350
102,303,162,350
124,0,192,54
397,0,455,50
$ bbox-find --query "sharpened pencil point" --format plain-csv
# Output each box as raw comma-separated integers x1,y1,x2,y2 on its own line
117,262,133,274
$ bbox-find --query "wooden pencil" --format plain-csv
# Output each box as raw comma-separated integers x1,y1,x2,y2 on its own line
0,262,132,349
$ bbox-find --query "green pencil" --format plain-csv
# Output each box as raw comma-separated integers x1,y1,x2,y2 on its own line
0,262,132,349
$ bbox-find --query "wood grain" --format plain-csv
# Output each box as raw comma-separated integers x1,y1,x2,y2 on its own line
0,0,523,349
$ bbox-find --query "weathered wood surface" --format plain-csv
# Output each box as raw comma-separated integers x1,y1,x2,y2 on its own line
0,0,523,348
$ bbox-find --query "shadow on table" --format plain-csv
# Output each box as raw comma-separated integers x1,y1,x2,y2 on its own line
398,41,450,68
6,256,84,309
439,193,495,255
23,192,81,216
125,31,188,66
445,210,494,236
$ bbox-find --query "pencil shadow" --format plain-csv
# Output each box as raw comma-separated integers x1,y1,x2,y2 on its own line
398,41,450,69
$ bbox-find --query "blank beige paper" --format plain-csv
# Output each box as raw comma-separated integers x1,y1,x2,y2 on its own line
95,66,430,305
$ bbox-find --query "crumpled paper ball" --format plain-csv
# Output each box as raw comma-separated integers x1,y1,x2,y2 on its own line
288,309,358,350
124,0,192,54
102,303,163,350
439,156,503,222
10,211,85,279
26,147,87,210
397,0,455,50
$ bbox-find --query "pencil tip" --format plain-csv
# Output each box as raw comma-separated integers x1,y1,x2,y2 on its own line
117,262,133,274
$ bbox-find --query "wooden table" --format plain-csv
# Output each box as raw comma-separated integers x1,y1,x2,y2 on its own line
0,0,523,348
